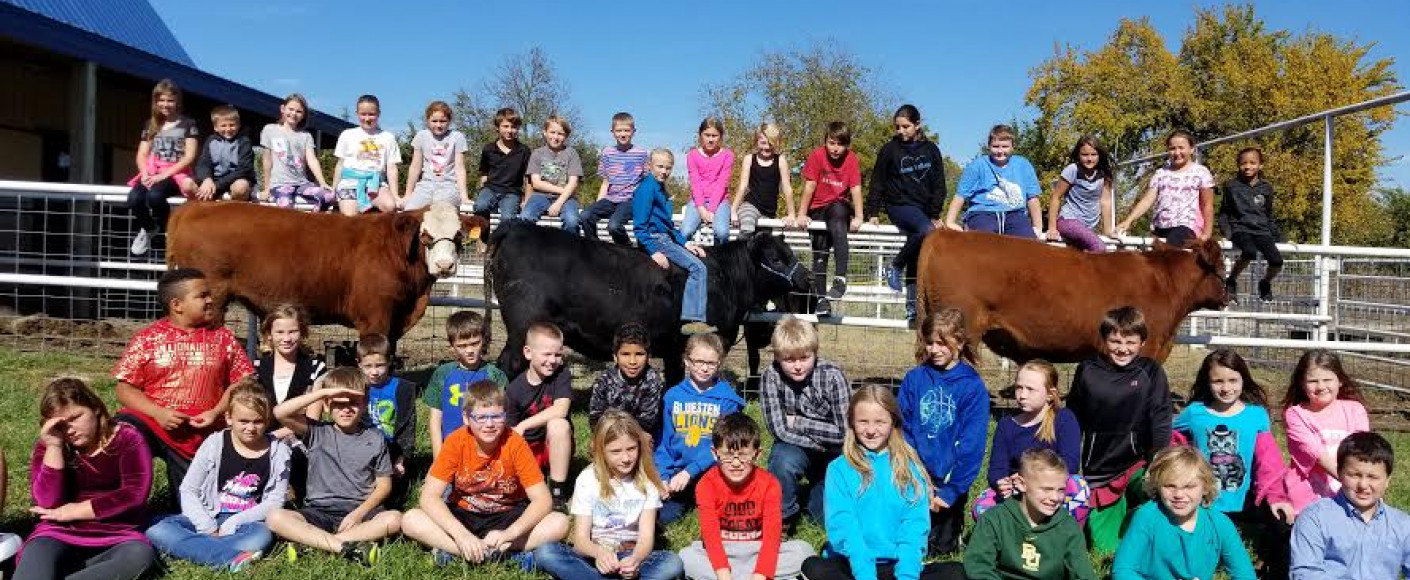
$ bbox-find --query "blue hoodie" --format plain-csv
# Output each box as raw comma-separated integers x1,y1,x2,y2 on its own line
898,361,991,506
654,378,745,480
632,174,686,254
823,450,931,580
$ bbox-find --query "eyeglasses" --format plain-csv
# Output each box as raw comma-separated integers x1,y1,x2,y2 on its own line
688,358,721,369
717,450,757,464
468,412,507,424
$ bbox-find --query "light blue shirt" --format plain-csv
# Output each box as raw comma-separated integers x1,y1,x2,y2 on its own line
1291,493,1410,580
956,154,1041,214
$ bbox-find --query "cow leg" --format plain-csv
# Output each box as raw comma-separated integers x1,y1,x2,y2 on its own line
388,293,433,357
743,321,772,395
205,279,232,328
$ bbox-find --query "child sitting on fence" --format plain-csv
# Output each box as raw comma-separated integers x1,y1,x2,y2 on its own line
332,95,401,215
259,93,335,210
126,79,199,256
404,100,469,211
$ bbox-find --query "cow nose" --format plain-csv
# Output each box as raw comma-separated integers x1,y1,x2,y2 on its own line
435,258,455,275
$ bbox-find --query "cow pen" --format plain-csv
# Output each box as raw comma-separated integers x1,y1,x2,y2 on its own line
2,180,1408,430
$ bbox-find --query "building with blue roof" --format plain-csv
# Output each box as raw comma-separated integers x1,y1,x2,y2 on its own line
0,0,351,184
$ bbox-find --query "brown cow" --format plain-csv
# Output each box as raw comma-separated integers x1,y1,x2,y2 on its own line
915,230,1226,362
166,202,485,345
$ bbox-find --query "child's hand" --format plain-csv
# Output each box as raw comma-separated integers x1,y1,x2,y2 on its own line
698,206,712,224
452,531,485,563
548,201,564,218
258,188,272,202
685,243,707,258
996,476,1015,497
1043,229,1062,242
797,214,812,229
596,547,622,574
394,456,406,476
480,529,511,553
943,219,963,231
271,426,295,441
651,252,670,269
618,553,641,578
140,172,156,187
30,503,85,522
189,408,221,428
1114,223,1131,237
197,179,216,200
319,387,365,402
929,495,949,512
154,408,190,430
1269,501,1295,525
730,208,740,226
667,471,691,493
781,215,795,228
868,216,879,226
337,507,366,533
849,215,863,232
39,417,67,448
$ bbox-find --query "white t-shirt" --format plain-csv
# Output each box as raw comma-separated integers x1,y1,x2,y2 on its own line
569,468,661,546
334,127,402,175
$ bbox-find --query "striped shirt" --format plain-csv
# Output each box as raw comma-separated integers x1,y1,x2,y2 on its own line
598,145,649,203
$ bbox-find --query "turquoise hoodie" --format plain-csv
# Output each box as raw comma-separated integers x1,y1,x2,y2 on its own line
653,378,744,480
823,450,931,580
1112,501,1255,580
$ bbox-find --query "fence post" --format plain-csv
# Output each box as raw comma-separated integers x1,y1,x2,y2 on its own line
1316,116,1334,342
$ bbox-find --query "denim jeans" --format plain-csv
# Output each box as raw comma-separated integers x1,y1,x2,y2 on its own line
580,198,634,245
146,514,273,569
473,187,521,221
681,201,732,246
533,541,685,580
886,204,934,280
766,441,835,524
650,233,708,322
520,193,582,234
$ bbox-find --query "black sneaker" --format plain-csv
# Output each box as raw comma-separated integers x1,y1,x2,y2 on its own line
814,297,832,317
827,275,847,300
1225,278,1239,305
1258,279,1273,303
341,541,379,566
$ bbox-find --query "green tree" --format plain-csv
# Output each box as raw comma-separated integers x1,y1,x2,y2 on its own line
1024,5,1400,242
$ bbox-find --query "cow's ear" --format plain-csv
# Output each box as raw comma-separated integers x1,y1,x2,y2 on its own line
459,215,487,242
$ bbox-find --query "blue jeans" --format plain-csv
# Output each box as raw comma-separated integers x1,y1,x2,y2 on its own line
681,201,731,246
520,193,582,233
650,234,708,322
473,187,521,222
146,514,272,569
887,204,934,281
533,542,685,580
580,198,634,245
767,441,834,525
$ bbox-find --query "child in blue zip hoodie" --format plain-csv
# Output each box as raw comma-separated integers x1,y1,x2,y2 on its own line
654,333,744,525
634,148,716,336
898,307,991,556
802,385,951,580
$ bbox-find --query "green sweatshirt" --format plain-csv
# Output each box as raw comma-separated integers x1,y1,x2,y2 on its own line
963,499,1098,580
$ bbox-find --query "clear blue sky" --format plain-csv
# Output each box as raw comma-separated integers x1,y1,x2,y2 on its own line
151,0,1410,187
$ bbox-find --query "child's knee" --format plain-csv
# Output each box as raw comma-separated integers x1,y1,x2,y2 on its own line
378,510,403,534
538,511,570,538
547,417,572,439
230,179,252,197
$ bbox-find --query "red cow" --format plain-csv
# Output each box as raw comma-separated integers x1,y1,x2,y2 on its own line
915,230,1227,362
166,202,485,345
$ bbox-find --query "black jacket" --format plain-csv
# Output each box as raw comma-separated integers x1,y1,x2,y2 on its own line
255,351,327,409
1218,177,1281,240
1065,354,1172,488
865,137,947,220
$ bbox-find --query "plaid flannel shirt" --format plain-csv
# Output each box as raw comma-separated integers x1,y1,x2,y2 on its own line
760,358,851,451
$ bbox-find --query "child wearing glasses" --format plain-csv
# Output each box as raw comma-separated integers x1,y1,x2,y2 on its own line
680,413,815,580
654,333,745,525
402,380,569,568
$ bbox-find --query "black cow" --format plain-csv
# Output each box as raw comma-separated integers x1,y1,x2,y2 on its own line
487,222,811,382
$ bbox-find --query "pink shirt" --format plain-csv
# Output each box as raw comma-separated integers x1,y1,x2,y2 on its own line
1150,162,1214,231
1284,399,1369,511
687,147,734,210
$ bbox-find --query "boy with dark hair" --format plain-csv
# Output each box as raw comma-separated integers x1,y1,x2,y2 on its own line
472,107,531,239
114,267,255,496
796,121,863,316
422,311,508,459
355,334,417,506
679,413,814,580
588,322,666,438
1065,306,1172,554
195,105,256,201
402,381,569,567
1291,431,1410,579
581,112,649,245
506,322,574,509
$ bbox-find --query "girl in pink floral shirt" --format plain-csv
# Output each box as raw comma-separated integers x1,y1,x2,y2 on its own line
1117,129,1215,247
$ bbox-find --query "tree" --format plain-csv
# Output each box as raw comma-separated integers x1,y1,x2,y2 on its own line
1024,4,1401,242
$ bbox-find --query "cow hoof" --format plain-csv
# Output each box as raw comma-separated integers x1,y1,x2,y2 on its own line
681,322,717,336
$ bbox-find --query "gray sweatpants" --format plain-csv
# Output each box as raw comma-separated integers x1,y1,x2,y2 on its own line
679,539,815,580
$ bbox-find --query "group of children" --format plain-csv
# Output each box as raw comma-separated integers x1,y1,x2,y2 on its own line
10,262,1407,580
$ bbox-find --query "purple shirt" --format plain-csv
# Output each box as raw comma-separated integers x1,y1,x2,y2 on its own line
598,145,649,203
687,147,734,210
27,424,152,548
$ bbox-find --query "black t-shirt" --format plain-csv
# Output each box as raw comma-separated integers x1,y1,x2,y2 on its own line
216,431,272,514
505,369,572,442
478,141,531,195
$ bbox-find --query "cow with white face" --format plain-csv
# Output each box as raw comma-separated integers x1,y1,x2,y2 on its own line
166,201,487,348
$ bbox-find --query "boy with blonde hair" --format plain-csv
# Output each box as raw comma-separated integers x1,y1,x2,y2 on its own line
760,316,851,526
194,106,255,201
580,112,649,244
506,322,574,509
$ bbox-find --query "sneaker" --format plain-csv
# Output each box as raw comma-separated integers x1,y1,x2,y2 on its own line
885,265,903,292
130,228,150,255
1225,278,1239,305
680,321,717,335
282,543,306,563
341,541,379,566
814,297,832,317
827,275,847,300
1258,279,1273,303
431,548,456,567
229,551,262,572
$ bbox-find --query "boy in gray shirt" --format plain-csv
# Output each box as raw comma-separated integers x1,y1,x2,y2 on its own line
519,116,584,233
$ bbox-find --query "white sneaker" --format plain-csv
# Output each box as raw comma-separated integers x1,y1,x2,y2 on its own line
0,532,20,563
130,228,150,255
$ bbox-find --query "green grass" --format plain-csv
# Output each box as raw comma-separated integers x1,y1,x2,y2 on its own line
2,347,1409,579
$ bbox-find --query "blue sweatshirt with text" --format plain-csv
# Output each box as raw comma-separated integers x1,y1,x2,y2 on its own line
654,378,745,481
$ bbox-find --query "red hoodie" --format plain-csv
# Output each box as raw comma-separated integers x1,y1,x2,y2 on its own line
695,467,784,578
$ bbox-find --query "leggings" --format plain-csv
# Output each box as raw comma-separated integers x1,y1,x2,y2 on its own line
14,537,155,580
808,202,852,292
800,555,962,580
1056,218,1106,253
127,178,182,232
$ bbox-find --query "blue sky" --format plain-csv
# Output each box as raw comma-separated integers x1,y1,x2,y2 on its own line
151,0,1410,186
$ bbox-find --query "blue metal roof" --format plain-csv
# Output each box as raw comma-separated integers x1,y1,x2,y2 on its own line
2,0,194,66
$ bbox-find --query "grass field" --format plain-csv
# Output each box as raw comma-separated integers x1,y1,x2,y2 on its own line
1,347,1408,580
